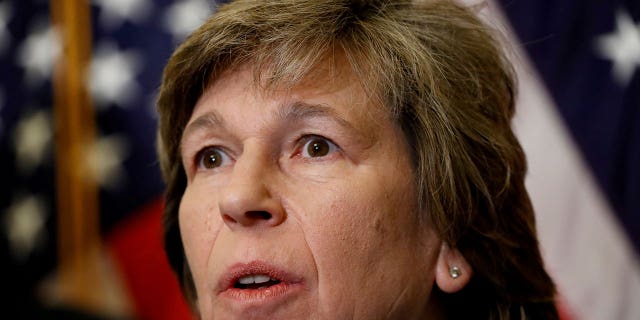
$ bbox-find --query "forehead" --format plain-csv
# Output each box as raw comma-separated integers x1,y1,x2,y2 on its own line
189,59,390,130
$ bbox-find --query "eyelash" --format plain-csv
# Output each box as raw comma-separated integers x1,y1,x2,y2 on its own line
294,134,340,159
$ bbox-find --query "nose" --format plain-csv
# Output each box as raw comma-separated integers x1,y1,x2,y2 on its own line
218,149,285,230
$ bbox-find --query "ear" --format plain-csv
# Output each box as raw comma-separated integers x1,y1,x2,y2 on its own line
435,242,473,293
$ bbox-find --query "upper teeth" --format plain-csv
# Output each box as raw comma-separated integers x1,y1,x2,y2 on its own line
238,274,274,285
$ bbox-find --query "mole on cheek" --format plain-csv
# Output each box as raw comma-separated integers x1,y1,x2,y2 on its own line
374,218,384,233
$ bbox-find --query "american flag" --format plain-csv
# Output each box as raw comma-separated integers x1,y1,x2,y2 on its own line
484,0,640,319
0,0,638,319
0,0,215,318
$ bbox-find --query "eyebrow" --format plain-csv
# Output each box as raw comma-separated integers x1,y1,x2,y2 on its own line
276,101,371,145
180,100,361,149
182,110,225,143
275,101,356,132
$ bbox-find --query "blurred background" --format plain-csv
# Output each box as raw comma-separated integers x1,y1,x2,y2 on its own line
0,0,214,318
0,0,638,319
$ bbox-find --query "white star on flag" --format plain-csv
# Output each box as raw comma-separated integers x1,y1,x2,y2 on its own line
89,42,143,109
88,134,129,190
13,110,53,175
163,0,213,41
0,2,11,55
3,195,48,262
596,9,640,86
16,20,61,87
93,0,151,29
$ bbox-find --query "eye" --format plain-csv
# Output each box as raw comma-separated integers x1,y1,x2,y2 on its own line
300,136,339,158
196,146,231,170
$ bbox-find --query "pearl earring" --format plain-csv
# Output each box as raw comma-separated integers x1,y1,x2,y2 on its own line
449,266,461,279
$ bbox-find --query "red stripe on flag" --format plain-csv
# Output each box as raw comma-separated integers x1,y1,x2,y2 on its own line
558,295,575,320
107,198,192,320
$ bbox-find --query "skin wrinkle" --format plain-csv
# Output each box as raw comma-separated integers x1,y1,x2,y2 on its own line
202,208,221,298
180,99,378,181
179,195,221,307
278,194,319,319
385,284,411,320
182,100,365,153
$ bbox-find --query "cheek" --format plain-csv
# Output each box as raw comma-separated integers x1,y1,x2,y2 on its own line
301,198,372,267
292,165,437,315
296,179,412,276
313,169,420,243
305,186,414,266
178,185,221,290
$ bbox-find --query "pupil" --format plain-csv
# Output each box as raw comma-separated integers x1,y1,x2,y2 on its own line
205,150,220,168
308,139,329,157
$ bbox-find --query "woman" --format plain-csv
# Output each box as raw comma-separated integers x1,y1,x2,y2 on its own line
156,0,559,318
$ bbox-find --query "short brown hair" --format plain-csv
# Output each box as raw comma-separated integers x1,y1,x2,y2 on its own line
157,0,558,318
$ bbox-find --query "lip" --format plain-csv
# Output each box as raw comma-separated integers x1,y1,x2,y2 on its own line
217,260,305,304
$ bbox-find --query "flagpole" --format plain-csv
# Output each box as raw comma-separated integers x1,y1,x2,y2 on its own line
50,0,103,311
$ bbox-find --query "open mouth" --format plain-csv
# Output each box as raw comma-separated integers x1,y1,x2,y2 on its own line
234,274,282,290
218,261,304,303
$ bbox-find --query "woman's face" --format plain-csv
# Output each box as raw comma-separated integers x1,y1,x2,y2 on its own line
179,62,442,319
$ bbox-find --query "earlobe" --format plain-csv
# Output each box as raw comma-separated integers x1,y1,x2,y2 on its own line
435,242,473,293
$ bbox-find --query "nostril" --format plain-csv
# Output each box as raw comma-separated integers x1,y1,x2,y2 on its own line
221,210,274,226
246,211,272,220
222,214,236,224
